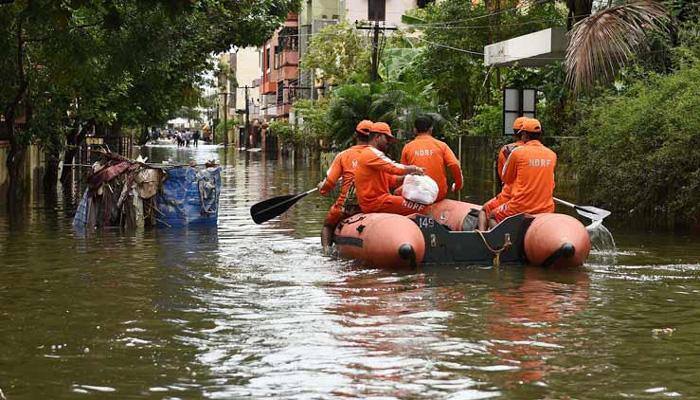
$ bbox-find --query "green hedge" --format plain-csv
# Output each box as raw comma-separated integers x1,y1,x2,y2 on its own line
574,63,700,227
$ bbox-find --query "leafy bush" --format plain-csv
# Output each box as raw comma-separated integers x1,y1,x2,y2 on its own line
293,98,331,146
215,118,238,142
574,62,700,226
324,81,446,147
268,120,300,146
466,103,502,137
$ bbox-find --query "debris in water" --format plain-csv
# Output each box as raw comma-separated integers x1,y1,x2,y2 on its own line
651,328,675,337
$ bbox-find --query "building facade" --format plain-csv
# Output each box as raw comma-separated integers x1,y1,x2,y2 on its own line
341,0,428,27
298,0,342,100
261,13,299,120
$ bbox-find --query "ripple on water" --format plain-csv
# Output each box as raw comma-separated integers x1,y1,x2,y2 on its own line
2,147,700,399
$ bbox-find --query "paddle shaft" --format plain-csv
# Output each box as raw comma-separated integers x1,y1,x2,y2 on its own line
554,197,610,220
553,197,576,208
255,187,318,217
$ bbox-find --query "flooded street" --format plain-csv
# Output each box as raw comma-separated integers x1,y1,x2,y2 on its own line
1,145,700,399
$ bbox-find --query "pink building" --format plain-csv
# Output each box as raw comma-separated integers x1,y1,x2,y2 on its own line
261,13,299,120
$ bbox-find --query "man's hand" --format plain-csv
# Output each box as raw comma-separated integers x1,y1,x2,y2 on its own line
317,179,326,192
406,165,425,175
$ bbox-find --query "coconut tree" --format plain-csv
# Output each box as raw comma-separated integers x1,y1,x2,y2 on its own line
565,0,669,92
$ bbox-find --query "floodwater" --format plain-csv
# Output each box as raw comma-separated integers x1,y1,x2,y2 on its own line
1,145,699,400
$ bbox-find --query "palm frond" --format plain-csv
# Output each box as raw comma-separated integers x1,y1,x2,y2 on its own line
566,0,669,92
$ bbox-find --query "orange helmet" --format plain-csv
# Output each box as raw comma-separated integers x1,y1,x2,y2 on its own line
355,120,373,136
513,116,528,131
521,118,542,134
370,122,397,142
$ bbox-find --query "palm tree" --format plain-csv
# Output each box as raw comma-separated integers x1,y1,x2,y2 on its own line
565,0,669,92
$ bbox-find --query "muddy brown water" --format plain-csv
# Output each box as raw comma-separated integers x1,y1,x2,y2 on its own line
1,145,699,399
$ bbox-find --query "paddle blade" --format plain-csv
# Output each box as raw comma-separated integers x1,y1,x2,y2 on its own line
575,205,611,221
250,193,306,224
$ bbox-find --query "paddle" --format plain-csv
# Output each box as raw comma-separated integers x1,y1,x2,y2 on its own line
554,197,611,221
250,188,318,224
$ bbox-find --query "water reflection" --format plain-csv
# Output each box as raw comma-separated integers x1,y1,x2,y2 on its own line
486,267,589,387
1,144,699,399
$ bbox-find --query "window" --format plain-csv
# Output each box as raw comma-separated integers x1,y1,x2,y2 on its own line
368,0,385,21
274,45,281,69
417,0,435,8
277,81,284,105
288,79,298,103
278,27,298,51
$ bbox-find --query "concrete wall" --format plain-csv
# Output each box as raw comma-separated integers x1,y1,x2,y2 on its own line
0,142,45,200
300,0,340,27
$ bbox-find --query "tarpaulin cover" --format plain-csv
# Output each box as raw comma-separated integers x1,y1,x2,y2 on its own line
156,166,221,226
72,190,91,231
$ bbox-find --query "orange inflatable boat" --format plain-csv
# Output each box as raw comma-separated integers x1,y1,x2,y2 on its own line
334,199,591,269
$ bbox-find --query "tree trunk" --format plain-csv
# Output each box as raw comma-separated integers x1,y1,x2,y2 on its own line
5,121,27,207
5,11,29,208
138,125,150,146
43,147,60,197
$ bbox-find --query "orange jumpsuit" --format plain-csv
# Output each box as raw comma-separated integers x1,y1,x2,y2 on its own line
491,140,556,222
400,134,463,202
355,146,426,215
482,141,524,215
320,144,368,226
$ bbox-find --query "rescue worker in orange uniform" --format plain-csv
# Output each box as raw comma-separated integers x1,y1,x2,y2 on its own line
478,118,556,230
479,116,529,225
318,120,373,254
354,122,426,215
400,114,463,202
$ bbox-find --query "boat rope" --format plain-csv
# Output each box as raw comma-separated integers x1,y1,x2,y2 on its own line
475,231,512,268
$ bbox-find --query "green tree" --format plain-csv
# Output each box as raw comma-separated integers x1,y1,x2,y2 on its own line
0,0,300,203
300,21,371,85
415,0,564,121
565,0,669,92
293,98,331,147
574,62,700,226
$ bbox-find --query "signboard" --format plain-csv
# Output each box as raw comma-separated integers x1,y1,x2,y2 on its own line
503,88,536,135
484,28,567,67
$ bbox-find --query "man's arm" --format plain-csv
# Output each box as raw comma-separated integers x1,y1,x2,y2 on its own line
497,147,508,181
319,153,343,195
388,174,405,190
400,143,410,165
501,148,521,185
443,143,463,191
367,147,423,176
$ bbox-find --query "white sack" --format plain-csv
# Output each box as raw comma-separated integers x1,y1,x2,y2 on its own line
402,174,439,205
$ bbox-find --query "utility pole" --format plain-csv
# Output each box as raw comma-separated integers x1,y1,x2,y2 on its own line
371,21,380,82
244,85,250,148
222,91,229,147
357,21,397,82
